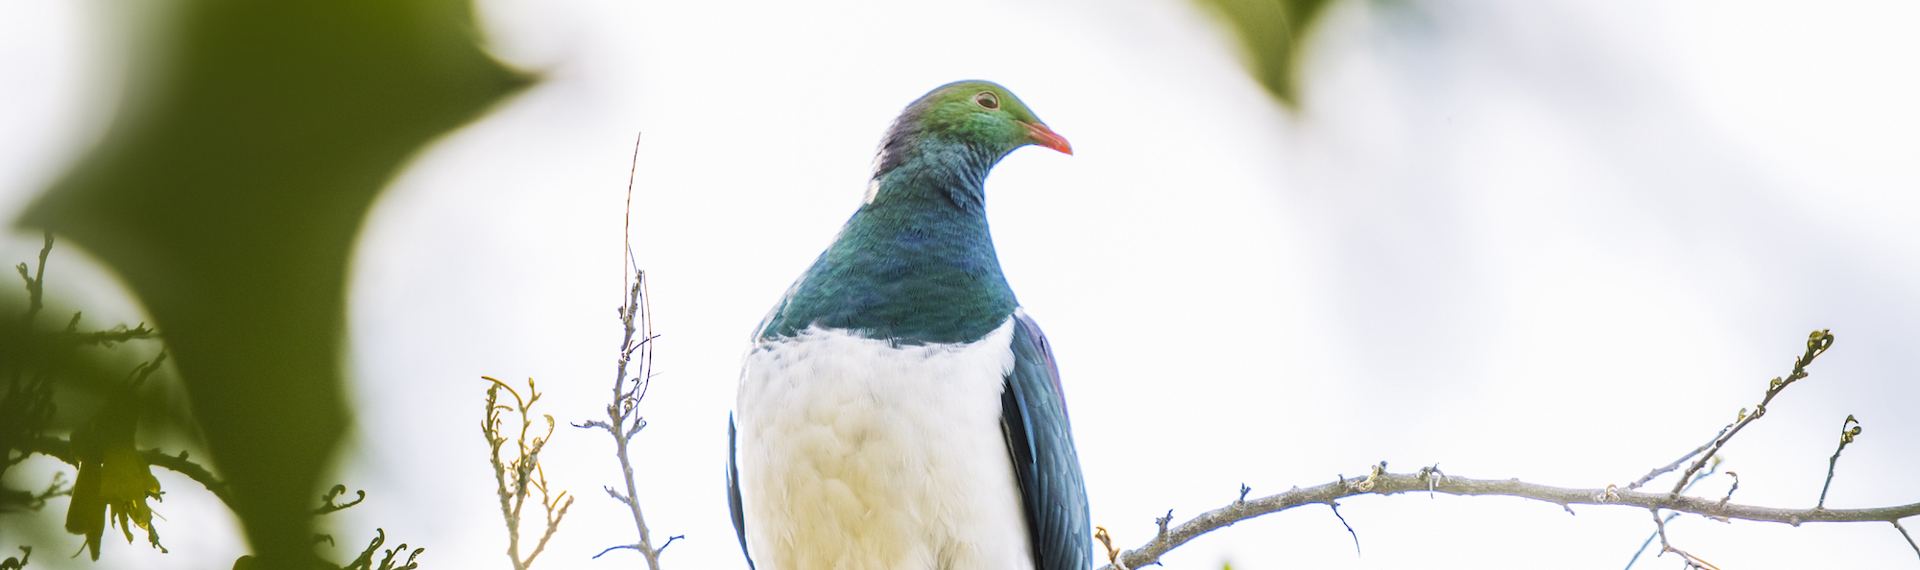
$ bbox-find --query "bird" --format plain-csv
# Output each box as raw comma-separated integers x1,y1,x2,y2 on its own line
729,80,1090,570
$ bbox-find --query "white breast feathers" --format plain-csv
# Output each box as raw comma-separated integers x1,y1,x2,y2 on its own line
734,318,1032,570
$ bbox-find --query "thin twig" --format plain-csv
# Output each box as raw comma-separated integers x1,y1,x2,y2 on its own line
16,231,52,330
1327,502,1359,556
1626,511,1684,570
624,132,643,285
1093,466,1920,570
1893,519,1919,559
1817,415,1862,509
593,544,641,559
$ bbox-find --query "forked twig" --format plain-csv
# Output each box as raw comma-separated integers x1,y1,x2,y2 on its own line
483,377,573,570
1668,330,1833,496
1649,508,1719,570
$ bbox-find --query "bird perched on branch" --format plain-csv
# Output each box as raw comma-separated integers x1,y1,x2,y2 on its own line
730,80,1089,570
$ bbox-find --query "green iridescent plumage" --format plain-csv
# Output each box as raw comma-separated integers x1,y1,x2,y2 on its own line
758,81,1068,344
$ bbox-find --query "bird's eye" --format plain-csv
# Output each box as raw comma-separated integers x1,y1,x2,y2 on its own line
974,91,1000,110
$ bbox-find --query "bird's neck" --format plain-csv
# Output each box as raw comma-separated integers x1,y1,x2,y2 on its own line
760,146,1017,345
871,133,1003,213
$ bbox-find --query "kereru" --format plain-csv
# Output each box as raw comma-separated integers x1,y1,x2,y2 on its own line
729,80,1089,570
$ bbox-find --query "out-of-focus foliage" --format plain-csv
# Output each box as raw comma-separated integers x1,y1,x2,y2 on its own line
1,236,167,430
63,378,166,560
234,527,426,570
1,546,28,570
17,0,529,565
1193,0,1341,107
3,235,187,561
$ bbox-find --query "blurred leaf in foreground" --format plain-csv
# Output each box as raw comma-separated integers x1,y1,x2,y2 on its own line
19,0,529,564
1194,0,1340,107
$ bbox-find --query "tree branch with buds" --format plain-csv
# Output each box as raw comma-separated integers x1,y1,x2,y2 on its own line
1092,330,1918,569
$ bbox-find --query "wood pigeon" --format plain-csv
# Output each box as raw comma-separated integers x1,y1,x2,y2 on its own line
730,80,1090,570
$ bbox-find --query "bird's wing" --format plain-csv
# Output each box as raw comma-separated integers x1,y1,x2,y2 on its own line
729,415,755,569
1001,308,1092,570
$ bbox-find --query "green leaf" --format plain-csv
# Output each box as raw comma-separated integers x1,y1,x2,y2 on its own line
1194,0,1341,107
18,0,529,564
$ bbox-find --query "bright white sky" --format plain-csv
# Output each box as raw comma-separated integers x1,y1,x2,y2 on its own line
4,0,1919,568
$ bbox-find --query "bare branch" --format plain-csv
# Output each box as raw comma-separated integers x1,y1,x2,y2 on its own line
593,269,666,569
1094,466,1920,570
586,133,670,570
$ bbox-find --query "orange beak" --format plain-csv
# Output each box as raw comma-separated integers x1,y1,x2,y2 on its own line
1021,121,1073,155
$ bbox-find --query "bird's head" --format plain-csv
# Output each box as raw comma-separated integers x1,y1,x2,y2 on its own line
874,81,1071,179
